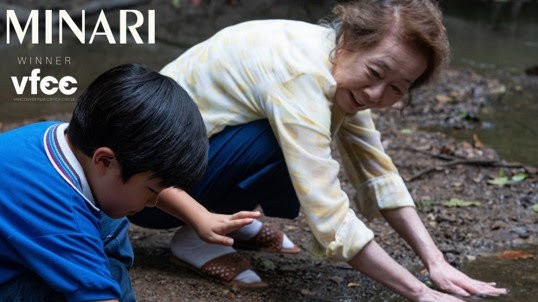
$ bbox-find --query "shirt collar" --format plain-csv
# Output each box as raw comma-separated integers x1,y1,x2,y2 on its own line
44,123,99,212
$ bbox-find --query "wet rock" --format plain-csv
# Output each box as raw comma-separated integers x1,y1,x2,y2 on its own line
465,255,477,261
512,227,530,239
524,65,538,76
444,253,458,266
491,220,509,230
520,193,537,207
329,276,344,285
279,264,299,272
438,243,457,253
472,86,489,98
481,121,495,130
437,213,457,223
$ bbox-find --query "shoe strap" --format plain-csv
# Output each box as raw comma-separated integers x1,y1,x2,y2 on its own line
200,252,252,282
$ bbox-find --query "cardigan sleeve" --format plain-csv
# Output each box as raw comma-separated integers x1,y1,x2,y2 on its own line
262,73,374,262
336,111,415,220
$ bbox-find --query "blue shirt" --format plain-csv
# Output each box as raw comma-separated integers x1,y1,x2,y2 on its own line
0,122,121,301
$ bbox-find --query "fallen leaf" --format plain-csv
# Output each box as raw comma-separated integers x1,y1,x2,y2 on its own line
347,282,360,288
472,134,484,149
443,198,481,208
495,250,534,260
487,172,528,187
487,176,510,187
417,199,433,209
532,204,538,213
435,94,453,104
511,173,528,182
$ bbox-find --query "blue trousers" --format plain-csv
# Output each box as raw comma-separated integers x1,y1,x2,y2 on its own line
130,119,300,229
0,214,135,302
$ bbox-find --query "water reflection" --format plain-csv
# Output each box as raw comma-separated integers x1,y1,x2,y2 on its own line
366,246,537,302
438,0,538,167
461,246,538,302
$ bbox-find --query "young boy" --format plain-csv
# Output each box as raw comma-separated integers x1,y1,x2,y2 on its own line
0,64,259,301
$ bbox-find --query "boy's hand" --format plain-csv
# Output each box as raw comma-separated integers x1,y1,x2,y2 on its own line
193,211,261,246
155,189,261,246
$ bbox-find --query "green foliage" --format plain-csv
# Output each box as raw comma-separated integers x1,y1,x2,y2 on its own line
443,198,481,208
532,204,538,213
417,199,433,209
487,169,528,187
171,0,181,8
257,258,276,271
489,84,506,95
400,128,413,134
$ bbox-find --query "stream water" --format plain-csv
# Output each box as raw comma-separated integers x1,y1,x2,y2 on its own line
366,245,538,302
439,0,538,168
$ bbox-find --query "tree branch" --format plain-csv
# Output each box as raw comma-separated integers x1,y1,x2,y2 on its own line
405,159,526,182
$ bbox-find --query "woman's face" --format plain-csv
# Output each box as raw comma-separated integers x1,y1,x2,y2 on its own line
332,35,427,114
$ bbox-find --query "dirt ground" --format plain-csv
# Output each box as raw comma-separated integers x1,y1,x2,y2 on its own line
125,67,538,302
1,0,537,301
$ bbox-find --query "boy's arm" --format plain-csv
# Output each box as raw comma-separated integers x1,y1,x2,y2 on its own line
157,187,260,246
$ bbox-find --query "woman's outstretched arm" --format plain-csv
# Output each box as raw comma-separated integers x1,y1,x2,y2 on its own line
381,206,507,297
348,240,464,302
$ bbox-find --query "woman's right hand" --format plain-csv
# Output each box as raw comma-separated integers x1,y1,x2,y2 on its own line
427,258,507,298
415,287,466,302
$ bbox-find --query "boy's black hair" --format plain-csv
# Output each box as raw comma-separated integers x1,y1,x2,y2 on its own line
67,63,208,189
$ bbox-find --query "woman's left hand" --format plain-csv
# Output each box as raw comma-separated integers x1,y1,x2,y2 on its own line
428,259,507,298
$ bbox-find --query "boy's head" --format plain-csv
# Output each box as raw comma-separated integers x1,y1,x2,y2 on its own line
67,64,208,217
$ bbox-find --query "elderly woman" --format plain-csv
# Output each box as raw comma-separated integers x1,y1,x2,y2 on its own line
131,0,507,300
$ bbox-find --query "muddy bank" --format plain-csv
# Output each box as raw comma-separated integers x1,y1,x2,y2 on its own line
125,66,537,301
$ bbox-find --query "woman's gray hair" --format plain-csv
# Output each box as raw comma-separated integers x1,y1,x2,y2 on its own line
325,0,450,89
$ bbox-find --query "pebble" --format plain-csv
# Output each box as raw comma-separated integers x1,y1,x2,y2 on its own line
491,220,509,230
439,243,457,253
465,255,477,261
513,227,530,239
300,289,314,296
329,276,344,284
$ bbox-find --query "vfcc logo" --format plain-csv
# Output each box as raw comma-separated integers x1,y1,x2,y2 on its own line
11,69,77,96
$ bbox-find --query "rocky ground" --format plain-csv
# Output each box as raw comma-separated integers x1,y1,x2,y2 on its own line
125,67,538,302
1,0,537,301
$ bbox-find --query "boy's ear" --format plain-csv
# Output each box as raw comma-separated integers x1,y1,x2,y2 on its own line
92,147,117,173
